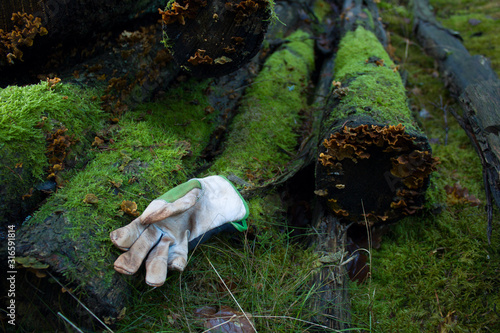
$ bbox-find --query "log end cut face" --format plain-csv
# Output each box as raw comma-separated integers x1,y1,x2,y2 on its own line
160,0,270,77
315,123,439,226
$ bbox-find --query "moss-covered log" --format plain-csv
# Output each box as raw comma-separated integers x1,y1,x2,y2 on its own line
412,0,500,241
207,29,315,183
0,82,104,237
308,1,435,328
16,80,224,321
315,0,438,226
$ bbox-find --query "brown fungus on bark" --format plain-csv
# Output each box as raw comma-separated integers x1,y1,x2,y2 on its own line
0,12,48,65
316,124,439,226
188,49,213,65
158,0,207,26
160,0,270,77
225,0,268,24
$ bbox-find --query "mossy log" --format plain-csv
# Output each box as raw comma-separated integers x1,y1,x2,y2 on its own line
0,83,104,238
315,0,438,226
16,79,225,321
308,0,436,329
412,0,500,241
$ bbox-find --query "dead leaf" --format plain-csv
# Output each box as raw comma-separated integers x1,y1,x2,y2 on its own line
92,136,105,146
444,183,481,206
195,306,254,333
117,307,127,321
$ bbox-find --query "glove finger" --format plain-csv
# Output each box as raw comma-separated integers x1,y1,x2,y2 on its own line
110,217,147,251
141,188,201,224
114,225,162,275
145,236,174,287
167,230,190,272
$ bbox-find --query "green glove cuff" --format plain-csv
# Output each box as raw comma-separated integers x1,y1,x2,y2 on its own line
219,175,249,232
157,179,202,203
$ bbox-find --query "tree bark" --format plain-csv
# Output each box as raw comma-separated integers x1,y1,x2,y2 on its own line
0,0,164,68
411,0,500,241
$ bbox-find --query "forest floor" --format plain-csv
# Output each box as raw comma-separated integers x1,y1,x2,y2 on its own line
2,0,499,332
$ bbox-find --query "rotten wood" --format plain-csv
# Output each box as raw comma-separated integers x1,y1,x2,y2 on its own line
412,0,500,241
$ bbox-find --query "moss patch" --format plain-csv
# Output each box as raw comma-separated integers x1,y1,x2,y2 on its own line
0,81,104,223
209,29,315,183
329,26,419,133
430,0,500,72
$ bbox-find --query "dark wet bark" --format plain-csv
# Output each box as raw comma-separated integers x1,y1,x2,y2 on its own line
412,0,500,241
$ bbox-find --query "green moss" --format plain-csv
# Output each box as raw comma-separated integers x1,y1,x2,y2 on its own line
330,26,419,132
209,29,315,183
0,82,104,222
312,0,333,24
0,82,103,179
429,0,500,73
30,79,219,284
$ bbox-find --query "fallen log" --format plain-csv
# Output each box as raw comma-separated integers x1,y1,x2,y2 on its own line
412,0,500,241
16,79,228,323
315,0,438,226
308,0,438,329
0,0,164,68
208,28,315,183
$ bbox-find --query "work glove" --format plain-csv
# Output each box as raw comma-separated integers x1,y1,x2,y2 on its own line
110,175,248,287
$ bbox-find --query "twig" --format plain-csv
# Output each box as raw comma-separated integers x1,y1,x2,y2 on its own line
58,312,84,333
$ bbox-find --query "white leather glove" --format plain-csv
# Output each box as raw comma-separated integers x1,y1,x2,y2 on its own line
110,175,248,286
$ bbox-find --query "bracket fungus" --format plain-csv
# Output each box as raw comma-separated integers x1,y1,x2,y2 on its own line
0,12,48,65
316,124,439,226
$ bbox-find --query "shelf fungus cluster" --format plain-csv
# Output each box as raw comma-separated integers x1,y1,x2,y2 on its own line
158,0,207,26
159,0,270,77
316,123,439,226
0,12,48,65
